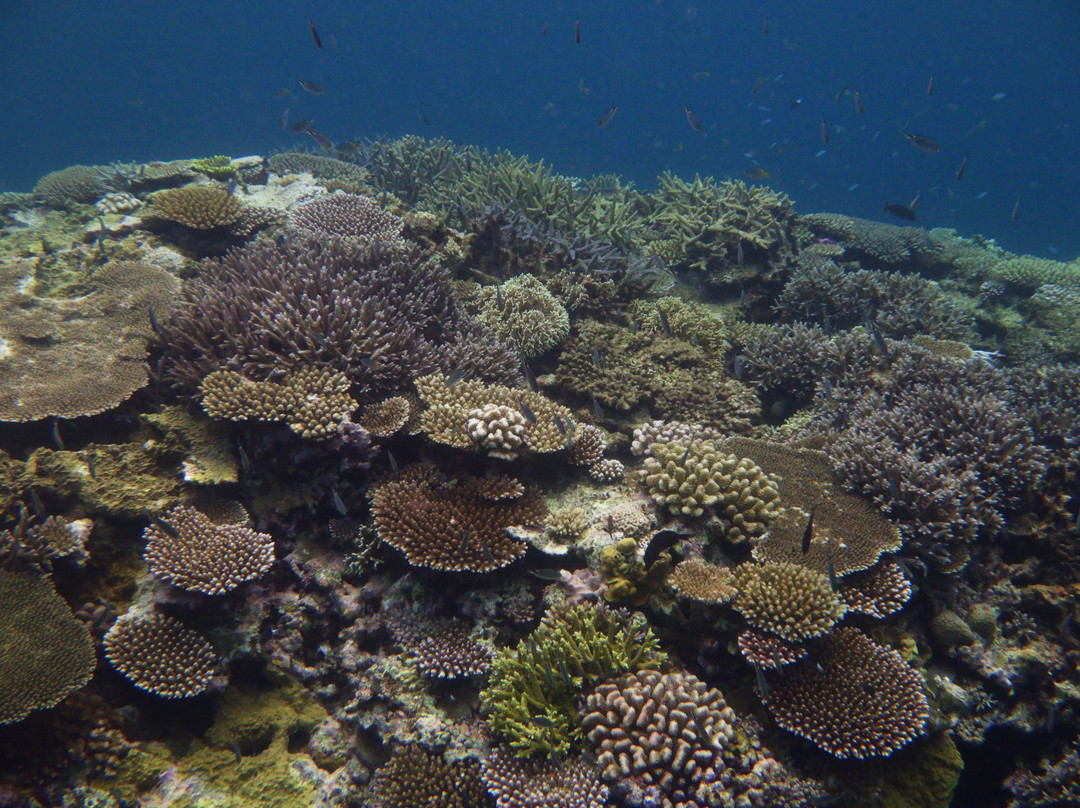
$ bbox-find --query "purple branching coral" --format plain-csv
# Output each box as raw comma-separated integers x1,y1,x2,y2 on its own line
156,234,520,400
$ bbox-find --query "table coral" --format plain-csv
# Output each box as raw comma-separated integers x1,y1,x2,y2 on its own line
732,561,846,642
103,612,222,698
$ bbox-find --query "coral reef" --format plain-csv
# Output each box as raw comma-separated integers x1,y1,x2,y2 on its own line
668,558,737,604
146,184,244,229
103,612,222,698
732,561,846,642
472,274,570,358
371,745,489,808
33,164,110,207
288,192,407,245
481,746,608,808
357,395,413,437
0,569,95,724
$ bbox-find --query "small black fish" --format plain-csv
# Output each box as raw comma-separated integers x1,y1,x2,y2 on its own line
480,538,497,568
683,106,703,131
643,529,691,569
28,487,46,517
446,368,466,387
557,658,573,687
417,111,430,125
522,362,538,391
331,488,347,516
800,509,814,554
237,443,251,474
152,516,179,537
735,240,745,264
299,81,324,95
307,17,323,50
226,178,237,196
956,154,969,181
1010,198,1020,221
291,118,315,133
359,356,375,368
51,418,64,450
822,376,834,399
883,202,917,221
147,303,161,334
459,526,472,553
927,75,935,96
387,450,399,474
820,117,830,145
853,89,865,114
574,19,581,44
307,129,333,149
86,452,97,479
866,319,890,363
517,399,537,423
495,287,504,309
657,304,672,335
531,715,555,727
902,132,940,153
680,443,692,464
597,105,618,128
553,414,567,435
825,545,838,590
753,663,770,701
530,568,564,581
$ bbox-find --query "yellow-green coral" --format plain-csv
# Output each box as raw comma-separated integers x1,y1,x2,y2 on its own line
482,602,668,758
627,296,729,354
732,561,846,642
191,155,237,179
599,536,673,606
474,274,570,358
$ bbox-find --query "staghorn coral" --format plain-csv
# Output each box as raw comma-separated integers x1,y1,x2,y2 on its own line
158,234,520,399
1004,747,1080,808
737,628,808,670
413,623,492,679
0,511,92,572
103,613,222,698
371,745,489,808
288,192,407,245
0,259,180,421
640,440,782,534
0,569,95,724
763,627,929,759
370,466,543,572
357,395,412,437
581,668,737,808
200,366,357,439
482,603,668,758
33,164,110,207
732,561,846,643
473,274,570,358
416,373,575,457
143,504,274,594
146,184,243,229
668,558,737,604
481,747,608,808
839,559,912,619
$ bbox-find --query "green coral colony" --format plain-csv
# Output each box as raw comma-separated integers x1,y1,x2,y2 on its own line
0,139,1078,808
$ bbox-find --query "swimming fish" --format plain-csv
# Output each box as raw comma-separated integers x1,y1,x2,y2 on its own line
279,108,290,129
902,132,940,153
307,17,323,50
592,347,601,367
553,414,567,435
387,450,399,474
459,527,472,554
820,118,830,145
291,118,315,133
531,715,555,727
575,19,581,43
592,396,604,420
51,419,64,451
754,663,770,701
884,202,917,221
86,452,97,479
955,154,969,181
299,81,324,95
744,166,770,180
445,368,466,387
683,106,703,131
644,529,691,569
1011,198,1020,221
927,75,935,95
517,400,537,423
691,71,711,80
597,105,618,128
530,568,564,581
417,111,430,125
800,509,814,554
522,362,538,392
657,304,672,335
147,303,161,334
331,488,347,516
853,89,865,114
307,129,333,149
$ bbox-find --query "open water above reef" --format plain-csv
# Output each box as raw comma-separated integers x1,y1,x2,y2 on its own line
1,4,1079,808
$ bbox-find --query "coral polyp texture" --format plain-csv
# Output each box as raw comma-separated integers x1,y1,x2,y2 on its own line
737,628,808,670
143,504,274,594
640,439,782,531
200,366,357,439
357,395,412,437
103,613,221,698
667,558,737,604
732,561,846,642
370,745,489,808
839,559,913,619
0,569,96,724
413,623,493,679
147,184,243,229
473,274,571,358
289,192,407,244
32,164,110,206
370,466,543,572
581,668,736,808
763,627,929,759
481,747,609,808
0,259,180,421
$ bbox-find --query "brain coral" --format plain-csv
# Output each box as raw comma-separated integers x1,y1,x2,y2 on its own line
157,234,519,399
732,561,846,642
581,669,737,808
143,505,274,594
0,569,95,724
474,275,570,358
640,440,782,535
763,627,929,759
103,613,221,698
0,259,180,421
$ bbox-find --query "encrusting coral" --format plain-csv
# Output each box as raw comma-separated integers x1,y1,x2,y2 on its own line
483,603,668,758
0,569,96,724
103,612,222,698
143,504,274,595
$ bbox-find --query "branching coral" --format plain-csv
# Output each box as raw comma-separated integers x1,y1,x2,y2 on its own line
413,622,492,679
481,747,608,808
157,234,519,398
732,561,846,642
1,259,180,421
358,395,413,437
800,212,943,272
103,612,222,698
268,152,371,192
763,627,929,759
146,185,243,229
289,192,407,245
371,745,489,808
0,569,95,724
370,466,543,572
482,603,668,758
839,559,912,618
581,669,737,808
143,504,274,594
668,558,737,604
200,366,357,439
473,274,570,358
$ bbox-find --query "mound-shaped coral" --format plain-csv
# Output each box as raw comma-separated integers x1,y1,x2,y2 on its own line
370,745,489,808
0,259,180,421
732,561,846,642
483,603,668,758
481,747,608,808
371,466,543,572
763,627,929,759
200,367,357,439
640,440,781,534
147,185,243,229
289,192,407,244
158,234,519,399
103,612,222,698
0,569,96,724
473,274,570,358
582,669,736,808
143,505,274,594
667,558,737,604
268,151,370,192
33,164,110,207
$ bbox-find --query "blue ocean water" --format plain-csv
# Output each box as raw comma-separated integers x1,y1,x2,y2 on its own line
1,1,1077,257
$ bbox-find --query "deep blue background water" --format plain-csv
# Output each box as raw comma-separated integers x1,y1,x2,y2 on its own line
1,0,1077,258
